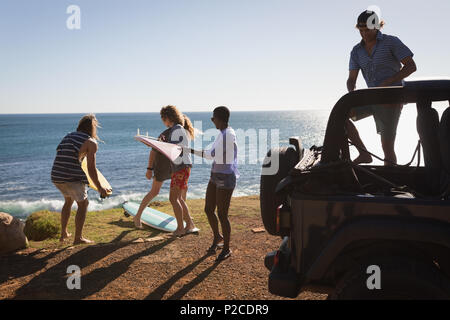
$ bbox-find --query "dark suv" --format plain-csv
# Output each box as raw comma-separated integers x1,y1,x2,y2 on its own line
260,80,450,299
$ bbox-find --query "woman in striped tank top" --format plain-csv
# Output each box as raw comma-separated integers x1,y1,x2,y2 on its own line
51,114,110,245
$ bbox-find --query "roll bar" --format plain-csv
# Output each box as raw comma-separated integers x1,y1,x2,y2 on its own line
321,80,450,164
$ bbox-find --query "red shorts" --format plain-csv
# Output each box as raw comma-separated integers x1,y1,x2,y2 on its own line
170,167,191,190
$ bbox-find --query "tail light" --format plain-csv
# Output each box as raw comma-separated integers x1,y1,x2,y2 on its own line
276,204,291,235
276,205,282,233
274,250,280,267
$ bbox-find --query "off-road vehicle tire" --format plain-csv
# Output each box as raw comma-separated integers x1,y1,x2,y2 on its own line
329,258,450,300
260,147,298,236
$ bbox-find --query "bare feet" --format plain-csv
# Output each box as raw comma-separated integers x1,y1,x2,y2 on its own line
353,152,372,165
172,229,185,238
73,237,94,245
59,233,72,242
133,216,143,229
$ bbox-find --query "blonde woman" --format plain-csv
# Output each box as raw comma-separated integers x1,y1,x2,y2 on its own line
159,106,198,237
133,127,172,229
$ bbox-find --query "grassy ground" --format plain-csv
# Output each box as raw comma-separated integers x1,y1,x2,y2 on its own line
27,196,261,249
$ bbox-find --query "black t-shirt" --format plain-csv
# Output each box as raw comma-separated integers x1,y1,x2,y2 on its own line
159,128,171,142
153,129,172,181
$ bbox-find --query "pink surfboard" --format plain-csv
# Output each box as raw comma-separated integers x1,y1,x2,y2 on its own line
135,135,182,163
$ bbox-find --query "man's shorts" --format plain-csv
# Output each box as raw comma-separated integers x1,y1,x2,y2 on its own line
351,104,402,140
170,167,191,190
54,182,88,202
209,172,237,190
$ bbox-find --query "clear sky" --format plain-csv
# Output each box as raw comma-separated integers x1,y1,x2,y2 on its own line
1,0,449,114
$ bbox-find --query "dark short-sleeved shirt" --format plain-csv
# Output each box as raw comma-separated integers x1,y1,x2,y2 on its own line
349,31,414,87
167,124,192,173
153,128,172,182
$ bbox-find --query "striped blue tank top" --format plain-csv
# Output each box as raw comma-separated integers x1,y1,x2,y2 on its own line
51,131,90,184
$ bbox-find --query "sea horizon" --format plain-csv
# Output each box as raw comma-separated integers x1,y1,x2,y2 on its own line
0,107,428,219
0,110,330,218
0,108,329,116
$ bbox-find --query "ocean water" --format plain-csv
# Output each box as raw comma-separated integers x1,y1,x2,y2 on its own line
0,111,329,218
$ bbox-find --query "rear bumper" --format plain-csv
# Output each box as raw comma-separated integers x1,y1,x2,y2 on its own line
265,236,300,298
268,266,299,298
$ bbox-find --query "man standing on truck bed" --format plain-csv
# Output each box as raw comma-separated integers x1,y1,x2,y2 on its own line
346,9,417,165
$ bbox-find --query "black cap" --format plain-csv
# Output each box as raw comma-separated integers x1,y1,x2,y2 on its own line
357,10,380,28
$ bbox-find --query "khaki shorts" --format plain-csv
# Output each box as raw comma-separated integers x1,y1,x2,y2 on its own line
54,182,88,202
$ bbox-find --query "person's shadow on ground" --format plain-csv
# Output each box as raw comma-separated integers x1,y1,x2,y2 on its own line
12,231,174,299
108,219,162,234
0,248,67,286
146,254,221,300
1,227,137,288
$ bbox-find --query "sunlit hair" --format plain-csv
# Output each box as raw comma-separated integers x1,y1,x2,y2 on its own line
77,114,100,140
182,114,195,139
160,105,195,139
